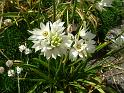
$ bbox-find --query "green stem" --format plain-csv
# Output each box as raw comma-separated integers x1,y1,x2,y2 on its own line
16,0,19,8
48,59,50,79
18,75,20,93
55,59,62,79
0,1,4,29
0,49,9,60
52,0,56,22
71,0,77,23
67,7,69,27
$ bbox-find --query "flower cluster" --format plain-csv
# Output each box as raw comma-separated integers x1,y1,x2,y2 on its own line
69,28,96,61
5,60,23,77
28,19,72,59
28,19,96,60
0,60,23,77
19,44,31,55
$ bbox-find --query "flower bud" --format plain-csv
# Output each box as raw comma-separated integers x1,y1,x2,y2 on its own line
4,19,12,26
0,67,4,74
6,60,13,67
67,24,77,33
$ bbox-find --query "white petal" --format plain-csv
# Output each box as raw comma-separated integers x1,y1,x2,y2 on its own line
40,22,45,29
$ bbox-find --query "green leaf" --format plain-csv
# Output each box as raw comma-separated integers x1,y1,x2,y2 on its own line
27,80,44,93
70,82,85,90
96,41,110,52
32,58,55,72
0,12,20,17
94,77,102,83
82,80,96,86
30,68,49,80
84,65,101,74
33,58,49,68
56,91,64,93
23,64,38,69
95,85,105,93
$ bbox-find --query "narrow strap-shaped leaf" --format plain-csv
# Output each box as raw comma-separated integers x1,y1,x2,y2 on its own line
33,58,55,72
33,58,49,68
27,80,44,93
96,41,111,52
95,85,105,93
0,12,20,17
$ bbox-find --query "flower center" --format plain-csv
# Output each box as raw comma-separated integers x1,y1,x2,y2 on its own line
76,44,81,50
51,35,62,47
42,31,48,37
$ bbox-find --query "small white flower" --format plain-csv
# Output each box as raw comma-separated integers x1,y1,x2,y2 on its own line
0,67,4,74
50,19,65,34
19,45,26,52
16,66,23,75
28,22,50,40
96,0,113,11
100,0,113,7
69,39,87,61
69,29,96,61
6,60,13,67
112,35,124,48
8,69,15,77
25,48,31,55
4,19,12,26
80,29,96,40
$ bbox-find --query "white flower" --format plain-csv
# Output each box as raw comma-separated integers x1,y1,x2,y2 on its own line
4,19,12,26
96,0,113,11
25,48,31,55
28,22,50,40
50,19,65,34
29,19,73,59
69,39,87,61
112,35,124,48
80,29,95,39
8,69,15,77
19,45,31,55
0,67,4,74
6,60,13,67
79,29,96,45
42,31,72,59
100,0,113,7
19,45,26,52
69,29,96,61
16,66,23,75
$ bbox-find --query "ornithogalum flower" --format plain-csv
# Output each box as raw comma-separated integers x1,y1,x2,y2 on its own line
16,66,23,75
29,19,73,59
69,28,96,61
8,69,15,77
69,39,87,61
28,22,50,41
